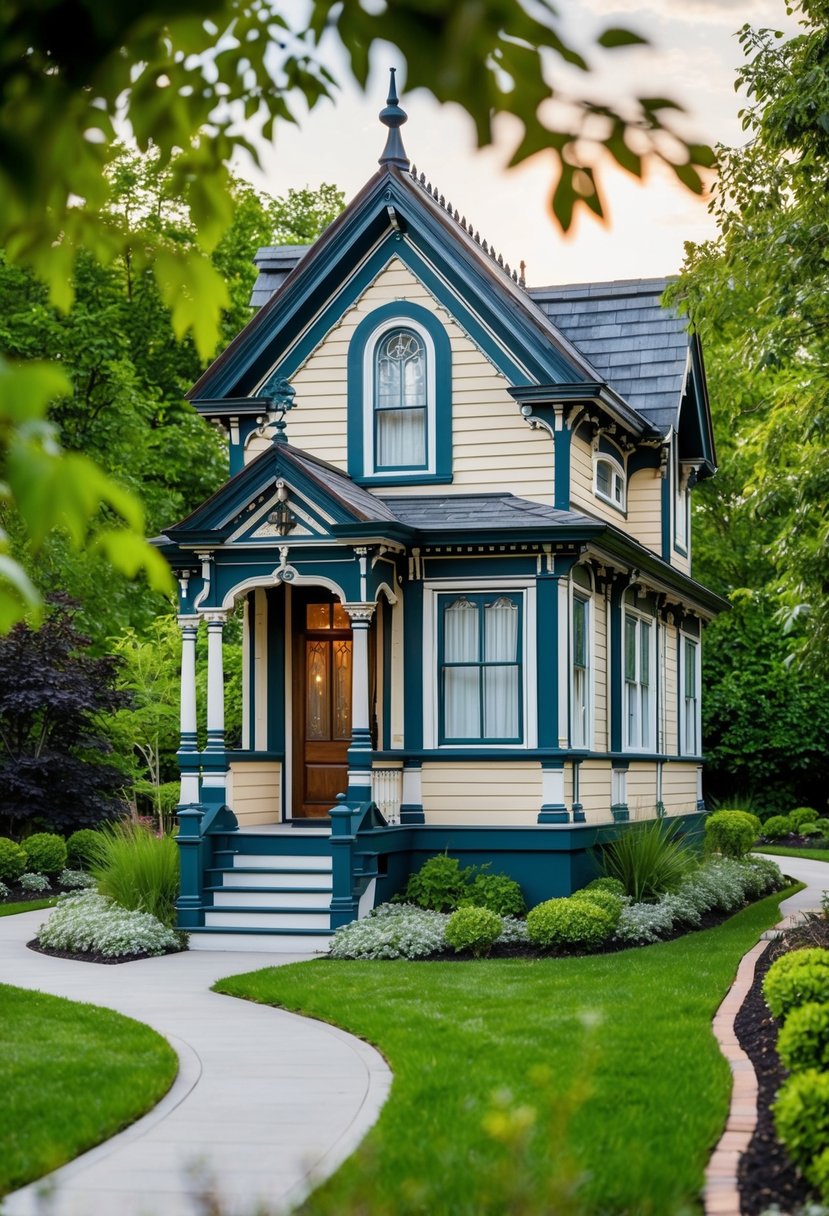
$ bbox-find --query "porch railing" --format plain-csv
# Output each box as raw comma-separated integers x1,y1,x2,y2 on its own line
371,767,402,825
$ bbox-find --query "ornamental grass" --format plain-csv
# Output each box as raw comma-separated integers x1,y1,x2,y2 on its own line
88,822,179,927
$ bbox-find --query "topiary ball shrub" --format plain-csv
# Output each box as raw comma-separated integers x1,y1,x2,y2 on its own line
763,949,829,1020
463,872,526,918
22,833,67,877
66,829,104,870
778,1002,829,1073
20,872,51,894
0,837,26,883
704,810,762,858
763,815,794,841
526,897,615,952
799,823,822,837
445,906,503,957
401,854,470,912
806,1146,829,1204
789,807,819,829
585,877,626,897
571,887,624,930
773,1070,829,1174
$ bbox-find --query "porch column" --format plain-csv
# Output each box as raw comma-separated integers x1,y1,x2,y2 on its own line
177,616,200,804
345,603,375,802
202,610,229,807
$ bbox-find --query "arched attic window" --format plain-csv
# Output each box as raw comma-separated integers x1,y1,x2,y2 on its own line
594,452,626,511
374,328,427,470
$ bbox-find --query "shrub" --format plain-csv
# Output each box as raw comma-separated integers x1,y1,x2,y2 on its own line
816,818,829,832
0,837,26,883
329,906,447,960
445,906,503,957
763,815,794,840
57,868,96,890
600,819,695,902
790,807,820,829
37,891,180,958
585,877,626,897
66,829,104,870
20,872,51,893
571,887,624,929
807,1146,829,1204
774,1070,829,1174
22,832,67,876
744,855,786,896
0,881,8,900
778,1003,829,1073
401,854,470,912
463,872,526,918
89,822,179,926
704,810,761,858
763,949,829,1020
498,916,529,944
526,897,614,951
800,823,823,837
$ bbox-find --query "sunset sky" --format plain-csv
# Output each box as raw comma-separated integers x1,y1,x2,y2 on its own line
236,0,799,286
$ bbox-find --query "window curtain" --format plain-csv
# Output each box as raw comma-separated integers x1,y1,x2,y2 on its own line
483,598,518,738
445,598,480,738
375,330,426,468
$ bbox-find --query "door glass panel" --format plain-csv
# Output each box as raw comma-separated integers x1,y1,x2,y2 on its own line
333,640,352,740
306,641,330,739
307,604,330,630
332,602,350,630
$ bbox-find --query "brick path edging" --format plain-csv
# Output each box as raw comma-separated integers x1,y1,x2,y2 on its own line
704,912,808,1216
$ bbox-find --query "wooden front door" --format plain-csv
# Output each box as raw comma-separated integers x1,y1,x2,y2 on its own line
293,597,352,818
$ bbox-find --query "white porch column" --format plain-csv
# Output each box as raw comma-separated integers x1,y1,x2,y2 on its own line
177,615,200,804
204,611,227,753
345,603,375,800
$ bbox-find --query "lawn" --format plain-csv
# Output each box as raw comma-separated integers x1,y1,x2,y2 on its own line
0,898,56,918
756,845,829,863
0,984,178,1196
216,888,794,1216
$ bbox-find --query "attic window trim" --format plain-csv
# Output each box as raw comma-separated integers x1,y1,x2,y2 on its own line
594,452,627,514
362,316,437,477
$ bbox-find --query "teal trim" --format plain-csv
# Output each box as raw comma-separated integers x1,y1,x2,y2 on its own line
346,300,452,482
246,591,255,746
422,555,548,579
436,591,524,745
404,581,423,751
371,748,699,763
266,587,285,754
381,597,392,749
661,471,671,561
358,474,454,488
536,574,559,747
554,424,572,510
611,805,630,823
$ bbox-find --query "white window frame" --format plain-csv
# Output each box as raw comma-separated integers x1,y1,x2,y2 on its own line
679,633,701,756
623,608,657,752
422,579,537,750
362,317,436,477
594,453,626,512
570,589,592,749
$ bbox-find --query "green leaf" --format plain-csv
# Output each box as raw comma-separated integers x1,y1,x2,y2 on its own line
92,530,175,594
0,554,42,632
597,28,649,49
0,361,71,426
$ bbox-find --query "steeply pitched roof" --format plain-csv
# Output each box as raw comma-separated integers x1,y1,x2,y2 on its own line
529,278,689,435
249,245,310,308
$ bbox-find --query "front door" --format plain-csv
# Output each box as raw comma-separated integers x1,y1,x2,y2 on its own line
293,597,352,818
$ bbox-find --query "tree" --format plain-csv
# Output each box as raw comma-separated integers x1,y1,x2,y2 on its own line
0,600,129,834
0,0,713,632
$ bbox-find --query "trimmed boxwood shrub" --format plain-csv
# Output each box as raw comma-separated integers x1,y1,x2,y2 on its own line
66,828,103,870
789,807,819,829
571,887,624,930
526,897,615,951
463,873,526,918
22,832,67,876
763,815,794,840
0,837,26,883
778,1002,829,1073
704,810,761,858
773,1070,829,1174
763,949,829,1020
585,877,626,897
445,906,502,957
807,1146,829,1204
799,823,823,837
401,854,469,912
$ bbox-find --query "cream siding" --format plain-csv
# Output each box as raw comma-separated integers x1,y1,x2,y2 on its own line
627,763,659,820
661,763,699,816
421,762,542,825
627,468,663,553
592,592,608,753
569,433,629,527
227,761,281,826
248,257,554,502
577,760,612,823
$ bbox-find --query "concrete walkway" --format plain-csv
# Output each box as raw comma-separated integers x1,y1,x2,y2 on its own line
0,911,391,1216
764,852,829,919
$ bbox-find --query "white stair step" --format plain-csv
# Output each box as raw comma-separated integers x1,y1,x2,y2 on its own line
212,889,330,909
232,854,331,871
225,869,332,890
187,931,331,954
204,909,331,931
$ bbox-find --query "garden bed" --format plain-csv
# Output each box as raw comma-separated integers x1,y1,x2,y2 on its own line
26,938,182,965
737,917,829,1216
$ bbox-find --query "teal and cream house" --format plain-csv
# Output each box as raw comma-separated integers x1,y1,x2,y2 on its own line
160,75,726,949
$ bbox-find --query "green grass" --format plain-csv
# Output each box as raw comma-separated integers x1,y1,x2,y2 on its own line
0,898,56,917
216,889,795,1216
0,984,177,1196
756,845,829,862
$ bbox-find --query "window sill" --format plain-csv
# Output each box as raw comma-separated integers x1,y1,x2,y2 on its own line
594,492,626,516
354,473,454,487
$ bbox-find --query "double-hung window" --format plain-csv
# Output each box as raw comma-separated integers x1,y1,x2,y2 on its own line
440,593,522,742
624,613,655,750
374,328,427,471
572,595,590,748
680,636,700,755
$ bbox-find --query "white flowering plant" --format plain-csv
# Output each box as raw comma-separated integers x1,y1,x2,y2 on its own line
38,891,181,958
0,880,8,900
330,906,448,960
57,868,96,890
20,872,51,893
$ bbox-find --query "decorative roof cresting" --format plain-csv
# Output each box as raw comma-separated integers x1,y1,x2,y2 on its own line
378,67,409,170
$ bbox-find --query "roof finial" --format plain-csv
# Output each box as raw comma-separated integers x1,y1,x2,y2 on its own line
378,67,410,170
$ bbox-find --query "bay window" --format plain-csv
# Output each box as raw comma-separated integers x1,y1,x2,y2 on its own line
439,593,523,743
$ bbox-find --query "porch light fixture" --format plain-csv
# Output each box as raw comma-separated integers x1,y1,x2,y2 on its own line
268,479,296,536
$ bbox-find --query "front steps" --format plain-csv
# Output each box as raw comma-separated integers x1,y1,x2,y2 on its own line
185,830,335,953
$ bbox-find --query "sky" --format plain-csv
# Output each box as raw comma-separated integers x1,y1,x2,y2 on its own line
234,1,799,287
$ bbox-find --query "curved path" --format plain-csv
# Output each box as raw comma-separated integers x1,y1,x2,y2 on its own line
0,911,391,1216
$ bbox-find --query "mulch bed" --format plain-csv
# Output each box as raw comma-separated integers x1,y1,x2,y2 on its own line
26,938,182,965
737,917,829,1216
0,880,77,904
